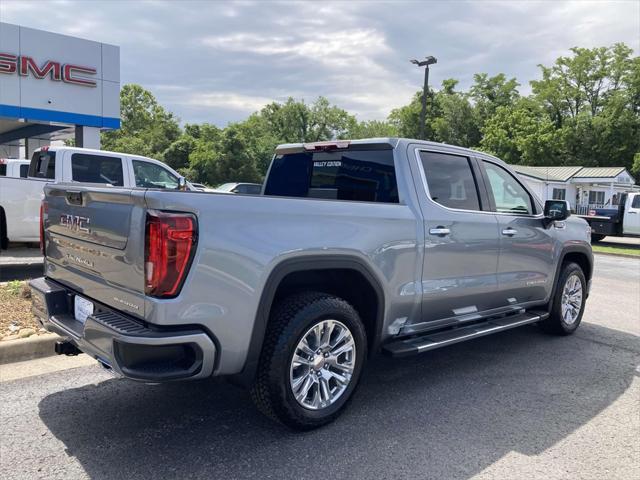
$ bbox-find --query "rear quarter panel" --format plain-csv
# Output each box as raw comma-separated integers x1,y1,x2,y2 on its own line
143,189,422,375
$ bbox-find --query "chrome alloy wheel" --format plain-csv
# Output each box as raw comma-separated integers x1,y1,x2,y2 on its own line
289,319,356,410
561,274,583,325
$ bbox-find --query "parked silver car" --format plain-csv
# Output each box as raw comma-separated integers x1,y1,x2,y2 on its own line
214,182,262,194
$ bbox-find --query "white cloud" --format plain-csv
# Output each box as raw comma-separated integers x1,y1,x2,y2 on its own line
183,92,274,112
202,28,391,66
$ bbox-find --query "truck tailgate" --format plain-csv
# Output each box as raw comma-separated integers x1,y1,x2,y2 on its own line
43,185,147,318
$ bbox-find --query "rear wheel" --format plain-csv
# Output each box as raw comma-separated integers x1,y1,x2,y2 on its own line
591,233,606,243
539,262,586,335
251,292,367,430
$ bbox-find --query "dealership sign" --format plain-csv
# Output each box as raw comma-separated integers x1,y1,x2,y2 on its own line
0,53,96,87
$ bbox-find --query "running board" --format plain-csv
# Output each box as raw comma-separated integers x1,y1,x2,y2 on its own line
383,310,548,357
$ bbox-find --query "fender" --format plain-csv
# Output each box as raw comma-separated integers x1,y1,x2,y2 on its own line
232,254,386,387
547,243,594,305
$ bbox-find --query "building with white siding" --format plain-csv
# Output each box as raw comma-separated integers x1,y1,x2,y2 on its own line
512,165,637,214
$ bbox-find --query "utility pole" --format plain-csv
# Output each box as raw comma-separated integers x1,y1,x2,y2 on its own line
410,56,437,140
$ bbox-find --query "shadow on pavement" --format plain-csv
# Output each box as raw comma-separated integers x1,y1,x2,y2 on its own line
38,322,639,479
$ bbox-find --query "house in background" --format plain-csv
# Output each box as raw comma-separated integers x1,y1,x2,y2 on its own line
512,165,637,214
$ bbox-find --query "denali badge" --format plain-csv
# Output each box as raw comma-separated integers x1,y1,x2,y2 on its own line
60,214,90,233
113,297,140,310
66,253,94,268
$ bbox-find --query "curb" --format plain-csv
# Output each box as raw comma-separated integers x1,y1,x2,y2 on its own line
592,251,640,259
0,333,58,365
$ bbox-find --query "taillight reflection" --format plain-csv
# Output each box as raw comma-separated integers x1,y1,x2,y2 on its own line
40,200,48,256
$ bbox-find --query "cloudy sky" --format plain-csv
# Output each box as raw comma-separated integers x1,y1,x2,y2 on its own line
1,0,638,126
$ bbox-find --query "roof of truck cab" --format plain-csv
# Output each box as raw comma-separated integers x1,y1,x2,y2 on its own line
36,146,156,162
274,138,503,162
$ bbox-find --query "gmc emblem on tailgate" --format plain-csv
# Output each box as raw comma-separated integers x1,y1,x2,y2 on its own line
60,214,91,233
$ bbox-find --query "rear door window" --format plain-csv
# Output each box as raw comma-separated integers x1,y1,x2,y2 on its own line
19,164,29,178
264,149,399,203
29,151,56,179
71,153,124,186
419,151,481,210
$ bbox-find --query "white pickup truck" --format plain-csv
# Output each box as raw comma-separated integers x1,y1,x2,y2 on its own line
578,191,640,242
0,159,30,178
0,146,188,249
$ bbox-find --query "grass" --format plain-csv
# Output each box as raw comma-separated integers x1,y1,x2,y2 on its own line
592,244,640,257
0,281,41,339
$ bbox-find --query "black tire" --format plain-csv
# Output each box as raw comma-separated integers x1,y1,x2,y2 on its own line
539,262,587,335
250,292,367,430
591,233,606,243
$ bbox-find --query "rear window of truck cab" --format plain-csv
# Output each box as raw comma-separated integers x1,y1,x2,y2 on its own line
264,149,399,203
29,150,56,179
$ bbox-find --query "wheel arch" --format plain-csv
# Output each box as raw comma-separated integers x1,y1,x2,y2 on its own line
548,244,594,305
234,255,386,387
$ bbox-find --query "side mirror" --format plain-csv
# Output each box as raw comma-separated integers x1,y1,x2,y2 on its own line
177,177,188,191
544,199,569,226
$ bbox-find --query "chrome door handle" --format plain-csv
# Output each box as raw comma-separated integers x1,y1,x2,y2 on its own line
502,228,517,236
429,227,450,236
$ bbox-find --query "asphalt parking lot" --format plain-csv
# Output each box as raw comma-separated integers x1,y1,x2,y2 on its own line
0,254,638,480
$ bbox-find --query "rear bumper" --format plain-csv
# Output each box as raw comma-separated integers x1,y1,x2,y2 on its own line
29,277,216,382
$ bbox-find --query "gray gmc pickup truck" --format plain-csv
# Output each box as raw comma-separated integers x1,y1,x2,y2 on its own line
30,138,593,429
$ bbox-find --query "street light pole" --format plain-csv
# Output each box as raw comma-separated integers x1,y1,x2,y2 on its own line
411,56,437,140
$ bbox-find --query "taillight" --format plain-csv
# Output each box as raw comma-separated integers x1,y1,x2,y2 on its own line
40,200,48,255
144,210,197,298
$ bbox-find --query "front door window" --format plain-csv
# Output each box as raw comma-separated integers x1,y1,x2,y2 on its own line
482,161,534,215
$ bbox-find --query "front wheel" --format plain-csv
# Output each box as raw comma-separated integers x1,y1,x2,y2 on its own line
539,262,587,335
251,292,367,430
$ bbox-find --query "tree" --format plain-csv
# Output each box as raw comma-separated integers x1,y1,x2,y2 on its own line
162,135,196,170
531,44,639,169
631,153,640,179
480,98,561,165
432,80,481,147
189,123,263,186
388,79,481,146
186,124,223,184
388,90,437,140
531,44,635,121
347,119,398,139
102,84,181,158
260,97,355,143
470,73,520,125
